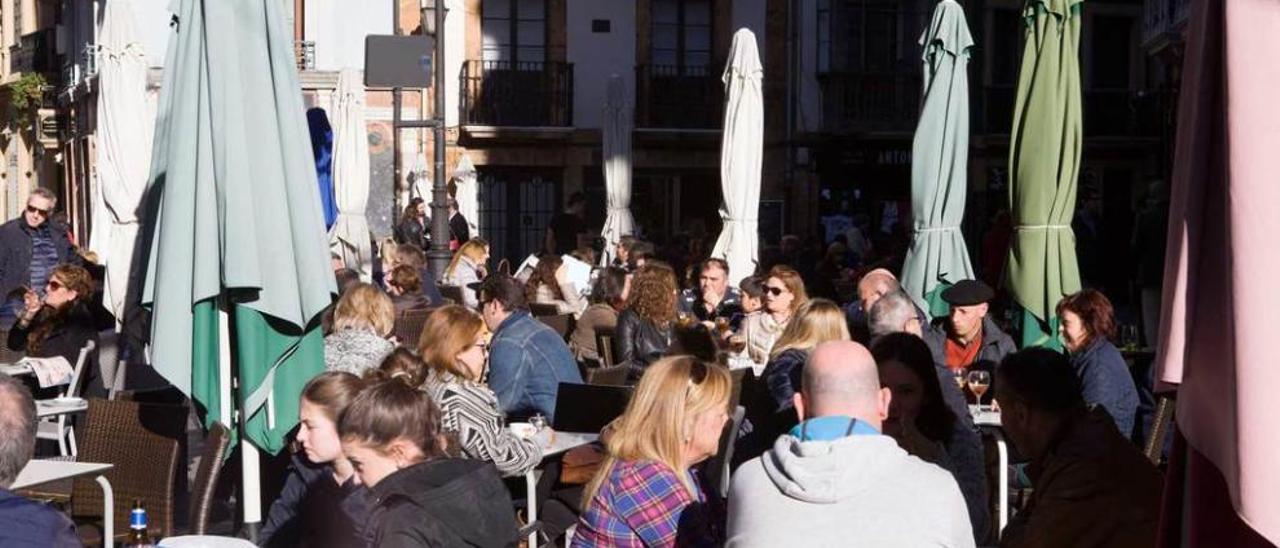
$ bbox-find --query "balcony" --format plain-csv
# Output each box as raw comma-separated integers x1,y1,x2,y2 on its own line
818,72,920,134
1142,0,1191,50
982,86,1167,138
635,64,722,129
294,40,316,72
460,60,573,127
10,29,56,75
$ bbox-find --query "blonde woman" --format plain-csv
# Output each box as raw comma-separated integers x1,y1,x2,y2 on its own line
574,357,730,547
324,283,396,376
444,237,489,309
736,265,809,375
761,298,851,412
413,305,544,476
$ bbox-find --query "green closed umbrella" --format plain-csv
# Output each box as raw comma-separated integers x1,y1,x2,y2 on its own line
141,0,335,457
1006,0,1083,349
901,0,976,320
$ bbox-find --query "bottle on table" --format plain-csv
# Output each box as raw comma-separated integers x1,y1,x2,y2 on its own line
125,498,154,548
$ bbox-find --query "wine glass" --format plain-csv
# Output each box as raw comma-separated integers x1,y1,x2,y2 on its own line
951,369,967,392
1120,324,1140,351
967,370,991,412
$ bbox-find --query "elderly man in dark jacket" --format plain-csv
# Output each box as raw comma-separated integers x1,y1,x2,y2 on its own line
923,280,1017,382
0,374,80,546
0,189,79,325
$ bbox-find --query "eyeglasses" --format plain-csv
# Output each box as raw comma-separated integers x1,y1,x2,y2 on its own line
765,286,786,296
46,279,64,291
26,205,50,217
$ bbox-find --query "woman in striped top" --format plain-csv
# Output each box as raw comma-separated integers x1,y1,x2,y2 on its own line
413,305,545,476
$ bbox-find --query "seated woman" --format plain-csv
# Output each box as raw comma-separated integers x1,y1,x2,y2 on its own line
760,298,851,413
8,264,98,397
568,267,627,363
735,266,808,375
324,283,396,376
409,306,544,476
260,372,372,548
871,333,989,541
1057,289,1140,437
443,238,489,309
338,369,518,546
526,254,587,318
574,356,730,547
615,263,678,382
385,265,429,314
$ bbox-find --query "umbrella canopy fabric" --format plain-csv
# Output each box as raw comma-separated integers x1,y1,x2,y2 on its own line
712,29,763,287
600,74,634,267
91,0,152,325
453,153,479,239
329,68,373,282
901,0,976,320
1004,0,1083,349
142,0,336,453
1155,0,1280,543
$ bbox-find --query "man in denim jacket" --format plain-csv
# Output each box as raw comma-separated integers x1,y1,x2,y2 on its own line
478,274,582,421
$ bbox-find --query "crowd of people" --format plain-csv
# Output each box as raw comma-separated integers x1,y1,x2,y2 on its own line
0,186,1164,547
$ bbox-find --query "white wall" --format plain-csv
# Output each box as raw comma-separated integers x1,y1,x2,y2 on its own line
731,0,767,54
305,0,393,72
567,0,636,129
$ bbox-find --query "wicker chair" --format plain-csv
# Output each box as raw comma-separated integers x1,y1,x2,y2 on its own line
585,364,629,386
393,307,433,348
594,328,617,367
536,313,574,340
71,398,185,545
0,330,23,363
188,422,232,535
439,285,464,305
528,303,559,317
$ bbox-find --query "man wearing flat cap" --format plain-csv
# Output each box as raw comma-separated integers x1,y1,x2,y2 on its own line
923,279,1016,374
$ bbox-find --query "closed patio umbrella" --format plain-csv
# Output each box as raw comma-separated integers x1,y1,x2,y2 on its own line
901,0,976,319
712,29,763,287
454,152,479,239
1005,0,1083,349
600,74,634,266
329,68,373,281
91,0,151,325
141,0,335,530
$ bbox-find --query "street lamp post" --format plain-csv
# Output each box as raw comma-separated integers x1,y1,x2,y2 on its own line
422,0,451,278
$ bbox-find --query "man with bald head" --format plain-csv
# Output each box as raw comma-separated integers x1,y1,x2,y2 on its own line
727,341,974,547
847,269,927,343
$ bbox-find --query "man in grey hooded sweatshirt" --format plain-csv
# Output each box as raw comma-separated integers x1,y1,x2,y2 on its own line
726,341,974,548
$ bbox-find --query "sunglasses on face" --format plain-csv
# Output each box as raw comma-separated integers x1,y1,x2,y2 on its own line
26,205,50,217
765,286,786,296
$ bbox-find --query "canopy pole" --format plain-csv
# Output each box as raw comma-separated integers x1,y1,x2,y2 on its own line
425,0,451,278
222,306,262,540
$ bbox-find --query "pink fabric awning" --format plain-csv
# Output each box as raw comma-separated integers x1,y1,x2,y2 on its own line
1156,0,1280,543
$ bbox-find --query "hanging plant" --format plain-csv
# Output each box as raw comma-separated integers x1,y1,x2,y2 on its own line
7,73,47,129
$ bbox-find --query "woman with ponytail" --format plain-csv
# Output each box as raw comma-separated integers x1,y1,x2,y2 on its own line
339,355,519,547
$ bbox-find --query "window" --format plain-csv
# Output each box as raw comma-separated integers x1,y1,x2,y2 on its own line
817,0,919,74
990,8,1020,86
651,0,711,73
1091,15,1133,89
482,0,547,63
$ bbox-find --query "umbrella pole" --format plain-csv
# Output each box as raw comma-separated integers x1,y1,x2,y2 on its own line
220,306,263,540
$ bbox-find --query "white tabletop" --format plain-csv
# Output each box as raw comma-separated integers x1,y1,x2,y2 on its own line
159,535,256,548
0,363,32,376
13,459,113,489
36,398,88,418
542,431,599,458
972,408,1002,427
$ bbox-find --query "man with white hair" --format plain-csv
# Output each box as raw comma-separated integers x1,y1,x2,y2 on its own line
727,341,974,547
0,374,79,544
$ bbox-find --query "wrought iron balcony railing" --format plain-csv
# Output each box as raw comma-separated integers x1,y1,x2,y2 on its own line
635,64,722,129
460,60,573,127
817,71,921,133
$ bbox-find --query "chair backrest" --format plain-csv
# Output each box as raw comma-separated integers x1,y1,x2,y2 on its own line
727,367,750,412
536,313,574,340
552,382,633,432
393,307,433,348
63,340,97,399
0,330,23,363
529,303,559,317
703,405,746,498
439,285,464,305
189,422,232,535
72,398,185,541
585,364,629,387
594,328,616,367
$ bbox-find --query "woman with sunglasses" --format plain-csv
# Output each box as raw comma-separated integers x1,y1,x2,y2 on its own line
413,304,545,476
574,356,731,547
8,264,98,395
735,265,809,375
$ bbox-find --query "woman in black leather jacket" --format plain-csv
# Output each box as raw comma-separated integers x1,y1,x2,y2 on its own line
615,262,678,382
8,264,99,398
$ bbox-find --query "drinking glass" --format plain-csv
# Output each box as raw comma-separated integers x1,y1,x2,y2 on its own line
1120,324,1140,351
967,370,991,412
529,413,547,432
951,369,967,393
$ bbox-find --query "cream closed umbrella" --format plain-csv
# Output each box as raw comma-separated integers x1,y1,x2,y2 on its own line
712,29,763,287
329,68,373,281
91,0,152,324
454,153,480,239
600,74,634,266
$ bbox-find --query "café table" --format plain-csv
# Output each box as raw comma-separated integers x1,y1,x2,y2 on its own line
524,430,600,547
971,406,1009,537
14,459,115,543
0,362,33,376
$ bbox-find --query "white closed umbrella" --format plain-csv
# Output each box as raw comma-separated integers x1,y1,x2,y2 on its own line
453,153,479,239
328,68,373,281
600,74,634,266
91,0,152,325
712,29,763,287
